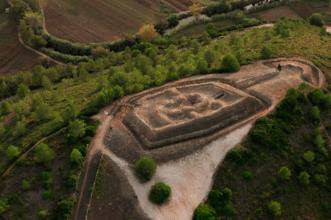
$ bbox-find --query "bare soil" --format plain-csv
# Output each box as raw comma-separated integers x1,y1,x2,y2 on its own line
41,0,194,43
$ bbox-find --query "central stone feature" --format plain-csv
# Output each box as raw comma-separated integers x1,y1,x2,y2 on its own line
122,81,266,149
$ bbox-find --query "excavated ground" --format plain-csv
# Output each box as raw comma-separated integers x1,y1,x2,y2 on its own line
75,58,325,220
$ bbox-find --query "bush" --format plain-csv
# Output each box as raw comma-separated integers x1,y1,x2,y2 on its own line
309,106,320,122
193,203,217,220
68,120,86,141
278,166,291,181
6,145,20,160
149,182,171,205
299,171,310,186
221,54,240,73
34,143,55,164
70,149,83,165
54,197,75,220
242,170,253,181
37,209,48,219
303,151,315,163
268,200,282,217
22,179,31,191
261,46,275,59
309,13,324,27
134,156,157,182
208,188,235,216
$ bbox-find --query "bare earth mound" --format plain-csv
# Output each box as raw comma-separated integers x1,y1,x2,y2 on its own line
42,0,193,43
75,58,325,220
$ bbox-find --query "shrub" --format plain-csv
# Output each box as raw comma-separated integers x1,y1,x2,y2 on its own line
268,200,282,217
242,170,253,181
6,145,20,160
221,54,240,73
299,171,310,186
278,166,291,181
42,190,54,200
37,209,48,219
70,149,83,165
303,151,315,163
208,188,235,216
0,198,9,214
54,197,75,220
134,156,157,182
17,83,30,98
68,120,86,141
22,179,31,190
193,203,217,220
261,46,275,59
309,106,320,122
34,143,55,164
149,182,171,205
309,13,324,27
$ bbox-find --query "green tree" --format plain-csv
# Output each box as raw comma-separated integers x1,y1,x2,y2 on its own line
68,120,86,140
261,46,275,59
22,179,31,190
34,143,55,164
278,166,291,181
268,200,282,217
6,145,20,160
0,101,11,115
309,13,324,27
134,156,157,182
37,209,48,219
63,101,80,121
0,198,9,214
299,171,310,186
221,55,240,73
149,182,171,205
309,106,320,122
41,76,52,90
303,151,315,163
70,149,83,165
17,84,30,98
193,203,217,220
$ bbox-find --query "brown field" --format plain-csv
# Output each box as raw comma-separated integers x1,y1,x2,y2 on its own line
0,7,43,75
289,0,331,19
252,5,301,22
42,0,195,43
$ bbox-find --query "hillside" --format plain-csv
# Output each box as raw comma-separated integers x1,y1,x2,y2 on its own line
0,0,331,219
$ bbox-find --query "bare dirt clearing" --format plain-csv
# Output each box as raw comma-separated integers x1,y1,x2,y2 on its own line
77,58,325,220
42,0,195,43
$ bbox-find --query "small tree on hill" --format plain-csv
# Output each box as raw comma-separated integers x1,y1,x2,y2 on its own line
134,156,157,182
299,171,310,186
70,149,83,165
149,182,171,205
278,166,291,181
138,24,159,41
6,145,20,160
68,119,86,141
268,200,282,217
34,143,55,164
309,13,324,27
193,203,217,220
17,84,30,99
221,55,240,73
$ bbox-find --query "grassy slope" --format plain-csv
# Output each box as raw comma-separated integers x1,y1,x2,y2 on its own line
0,20,330,218
210,87,331,219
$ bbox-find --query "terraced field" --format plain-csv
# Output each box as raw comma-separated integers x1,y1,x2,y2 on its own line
0,3,43,75
42,0,203,43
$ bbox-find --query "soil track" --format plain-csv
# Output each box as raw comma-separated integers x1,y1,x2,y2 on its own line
41,0,194,43
75,58,325,220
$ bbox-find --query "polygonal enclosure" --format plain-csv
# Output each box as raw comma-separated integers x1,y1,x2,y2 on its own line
122,80,266,149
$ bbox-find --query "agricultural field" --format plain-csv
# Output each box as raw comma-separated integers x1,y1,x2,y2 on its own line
41,0,213,43
0,3,43,75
